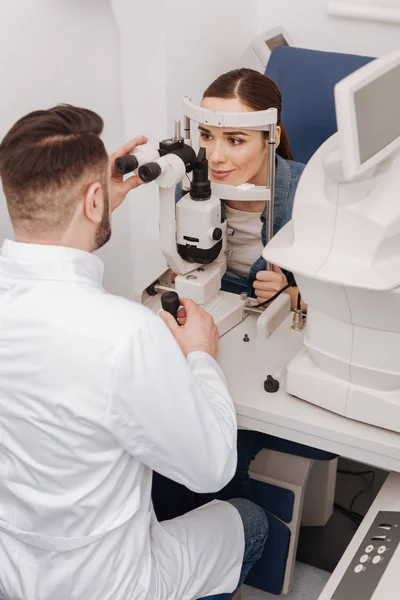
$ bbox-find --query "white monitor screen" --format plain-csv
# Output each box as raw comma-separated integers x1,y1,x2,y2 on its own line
265,33,289,51
335,50,400,180
355,64,400,165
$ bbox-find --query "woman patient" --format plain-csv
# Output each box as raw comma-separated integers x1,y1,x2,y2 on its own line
199,68,304,308
153,68,309,594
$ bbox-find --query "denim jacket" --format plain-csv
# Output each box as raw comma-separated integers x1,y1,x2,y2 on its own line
221,155,305,297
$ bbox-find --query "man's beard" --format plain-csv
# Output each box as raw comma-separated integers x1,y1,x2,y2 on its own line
95,185,111,250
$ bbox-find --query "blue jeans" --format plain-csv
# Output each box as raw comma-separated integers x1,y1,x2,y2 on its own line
199,497,268,600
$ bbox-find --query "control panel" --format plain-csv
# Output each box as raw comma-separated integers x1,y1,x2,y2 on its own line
331,510,400,599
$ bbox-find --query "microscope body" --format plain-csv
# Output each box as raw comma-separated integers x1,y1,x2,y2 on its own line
117,136,251,335
118,100,288,338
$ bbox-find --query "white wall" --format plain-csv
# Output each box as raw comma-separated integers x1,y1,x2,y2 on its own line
0,0,260,299
113,0,260,296
164,1,259,124
1,0,397,299
110,0,169,298
257,0,400,57
0,0,130,296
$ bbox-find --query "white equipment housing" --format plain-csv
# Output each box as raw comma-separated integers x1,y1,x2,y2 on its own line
263,50,400,434
176,194,223,253
236,26,293,73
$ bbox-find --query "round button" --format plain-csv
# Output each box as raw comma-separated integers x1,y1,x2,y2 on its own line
378,546,386,554
365,545,374,553
360,555,369,563
354,564,364,573
372,556,382,564
212,228,222,241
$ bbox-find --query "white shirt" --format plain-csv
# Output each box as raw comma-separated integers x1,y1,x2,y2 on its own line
225,205,264,278
0,239,243,600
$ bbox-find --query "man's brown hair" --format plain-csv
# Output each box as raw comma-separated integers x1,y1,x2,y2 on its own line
0,104,108,232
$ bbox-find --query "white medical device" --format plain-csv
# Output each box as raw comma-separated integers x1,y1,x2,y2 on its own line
236,26,293,73
319,473,400,600
263,50,400,433
116,99,292,337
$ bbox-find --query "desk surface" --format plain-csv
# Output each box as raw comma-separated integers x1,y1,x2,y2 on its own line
218,314,400,473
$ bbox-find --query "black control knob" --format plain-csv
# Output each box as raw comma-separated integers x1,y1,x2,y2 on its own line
161,291,180,323
190,148,211,201
115,154,139,175
212,227,222,241
264,375,280,393
138,162,162,183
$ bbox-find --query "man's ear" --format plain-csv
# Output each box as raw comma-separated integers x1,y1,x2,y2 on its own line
83,181,103,225
276,125,281,149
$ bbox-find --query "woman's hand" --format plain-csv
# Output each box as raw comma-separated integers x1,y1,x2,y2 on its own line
109,135,148,212
253,264,299,310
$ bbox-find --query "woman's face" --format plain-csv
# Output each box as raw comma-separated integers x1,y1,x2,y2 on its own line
199,97,279,187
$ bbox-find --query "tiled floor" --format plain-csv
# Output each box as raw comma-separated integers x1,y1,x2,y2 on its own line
242,562,330,599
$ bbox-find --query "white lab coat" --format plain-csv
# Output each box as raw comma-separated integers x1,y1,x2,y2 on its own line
0,239,244,600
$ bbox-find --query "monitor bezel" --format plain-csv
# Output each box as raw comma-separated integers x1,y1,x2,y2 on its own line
335,50,400,180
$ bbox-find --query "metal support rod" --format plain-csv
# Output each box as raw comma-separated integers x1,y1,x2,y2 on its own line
154,283,174,294
184,116,191,140
244,306,265,316
174,120,181,141
184,97,191,141
266,123,277,271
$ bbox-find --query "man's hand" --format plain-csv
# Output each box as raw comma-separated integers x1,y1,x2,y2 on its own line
109,136,148,212
253,264,297,309
160,298,219,359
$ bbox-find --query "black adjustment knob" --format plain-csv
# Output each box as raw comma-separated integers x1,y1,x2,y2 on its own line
161,291,180,322
138,162,162,183
190,148,211,201
264,375,280,393
212,227,222,241
115,154,139,175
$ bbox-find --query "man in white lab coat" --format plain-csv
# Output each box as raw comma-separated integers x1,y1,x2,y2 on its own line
0,105,268,600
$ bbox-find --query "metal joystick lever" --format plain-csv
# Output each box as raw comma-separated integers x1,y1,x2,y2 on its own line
161,291,181,325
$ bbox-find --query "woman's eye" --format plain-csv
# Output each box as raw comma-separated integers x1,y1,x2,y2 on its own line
229,138,243,146
199,132,212,141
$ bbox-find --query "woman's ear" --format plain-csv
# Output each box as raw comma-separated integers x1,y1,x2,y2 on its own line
276,125,281,149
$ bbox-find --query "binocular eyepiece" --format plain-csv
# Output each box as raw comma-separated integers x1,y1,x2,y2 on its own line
114,139,198,185
138,162,162,183
115,155,139,176
114,141,162,179
115,155,162,183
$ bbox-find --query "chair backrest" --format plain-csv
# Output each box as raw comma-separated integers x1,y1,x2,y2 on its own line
266,46,375,164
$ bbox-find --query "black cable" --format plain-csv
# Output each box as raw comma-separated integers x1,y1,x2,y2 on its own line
334,502,363,526
338,468,375,483
338,469,375,477
253,283,291,309
349,487,373,515
334,468,376,526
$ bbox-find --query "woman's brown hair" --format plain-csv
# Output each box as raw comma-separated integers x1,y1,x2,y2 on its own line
203,68,293,161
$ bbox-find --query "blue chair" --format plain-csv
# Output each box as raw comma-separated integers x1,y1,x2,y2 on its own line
266,46,374,164
243,45,375,597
